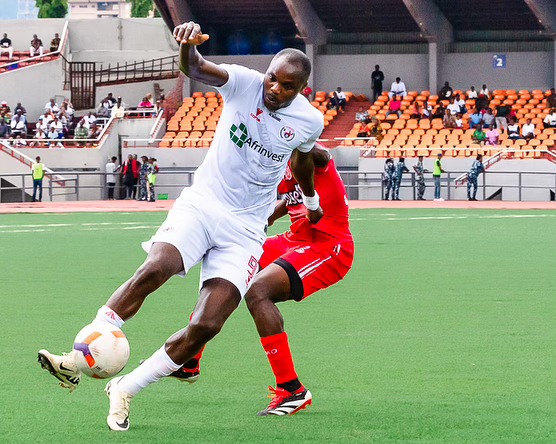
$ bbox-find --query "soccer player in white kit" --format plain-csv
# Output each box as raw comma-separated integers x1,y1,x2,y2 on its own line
37,21,324,432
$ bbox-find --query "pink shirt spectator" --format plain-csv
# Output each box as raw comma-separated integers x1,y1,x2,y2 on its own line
486,128,499,145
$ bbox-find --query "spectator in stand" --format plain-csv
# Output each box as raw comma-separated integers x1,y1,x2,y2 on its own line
386,95,402,117
137,96,155,116
98,97,113,118
327,87,347,113
432,101,446,120
486,126,500,146
45,98,59,114
30,34,44,57
543,108,556,129
453,93,467,114
30,128,47,147
472,124,487,145
0,33,13,60
47,126,63,148
355,106,369,124
495,103,510,134
482,108,495,129
121,154,140,199
50,33,61,52
49,115,64,140
507,117,521,140
10,112,27,137
411,101,423,119
13,135,28,147
447,97,460,116
35,116,48,133
84,111,97,128
389,77,407,99
74,119,89,146
476,88,489,111
62,98,75,121
455,113,463,129
521,118,535,140
0,114,9,138
14,102,27,115
88,122,101,142
547,88,556,109
469,108,482,128
102,92,117,108
111,96,126,119
438,81,453,101
356,120,370,138
367,116,383,142
422,99,433,119
371,65,384,103
300,86,313,101
442,109,456,129
467,86,478,100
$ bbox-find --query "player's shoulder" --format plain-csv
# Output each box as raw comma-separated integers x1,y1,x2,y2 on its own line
220,63,264,81
290,95,324,123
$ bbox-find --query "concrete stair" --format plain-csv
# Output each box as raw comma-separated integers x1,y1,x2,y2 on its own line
321,100,371,144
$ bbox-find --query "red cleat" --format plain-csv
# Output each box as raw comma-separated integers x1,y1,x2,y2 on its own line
257,386,312,416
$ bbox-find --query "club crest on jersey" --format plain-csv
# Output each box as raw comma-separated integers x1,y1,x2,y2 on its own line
280,126,295,142
250,108,264,122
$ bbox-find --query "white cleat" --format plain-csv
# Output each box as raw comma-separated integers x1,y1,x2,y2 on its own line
38,349,81,392
105,376,133,432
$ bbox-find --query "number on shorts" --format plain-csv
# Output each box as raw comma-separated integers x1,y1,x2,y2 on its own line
245,256,259,286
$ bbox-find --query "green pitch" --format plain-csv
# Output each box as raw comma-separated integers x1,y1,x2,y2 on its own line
2,209,555,443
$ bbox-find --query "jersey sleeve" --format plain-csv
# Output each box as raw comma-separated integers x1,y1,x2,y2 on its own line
216,64,263,101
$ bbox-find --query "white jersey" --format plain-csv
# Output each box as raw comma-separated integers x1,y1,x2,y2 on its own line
186,63,324,233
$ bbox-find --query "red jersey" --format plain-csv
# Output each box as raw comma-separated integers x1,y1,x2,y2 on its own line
278,157,352,243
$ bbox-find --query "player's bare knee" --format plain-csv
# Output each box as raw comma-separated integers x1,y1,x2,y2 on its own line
188,317,223,343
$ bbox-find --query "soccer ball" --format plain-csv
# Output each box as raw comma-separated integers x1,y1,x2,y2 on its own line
73,323,130,379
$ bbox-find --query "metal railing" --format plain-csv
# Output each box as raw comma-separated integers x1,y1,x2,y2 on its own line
2,169,555,203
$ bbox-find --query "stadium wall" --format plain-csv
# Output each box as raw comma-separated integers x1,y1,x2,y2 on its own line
440,52,554,92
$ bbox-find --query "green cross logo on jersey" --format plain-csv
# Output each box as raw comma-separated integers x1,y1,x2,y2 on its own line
229,122,249,148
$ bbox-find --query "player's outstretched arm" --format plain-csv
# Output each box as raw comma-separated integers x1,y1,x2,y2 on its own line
267,200,288,227
291,149,323,224
174,21,228,87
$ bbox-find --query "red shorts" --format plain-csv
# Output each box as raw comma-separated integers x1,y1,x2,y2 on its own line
259,233,354,301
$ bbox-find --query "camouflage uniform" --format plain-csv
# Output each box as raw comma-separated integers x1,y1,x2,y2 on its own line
147,161,158,202
467,159,485,200
392,161,409,200
138,163,149,201
414,160,426,200
383,161,395,200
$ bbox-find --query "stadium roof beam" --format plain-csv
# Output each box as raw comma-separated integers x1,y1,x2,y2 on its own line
401,0,452,44
524,0,556,35
282,0,328,46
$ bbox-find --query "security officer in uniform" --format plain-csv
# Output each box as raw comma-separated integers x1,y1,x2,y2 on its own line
392,157,409,201
467,154,485,201
383,158,395,200
413,155,429,200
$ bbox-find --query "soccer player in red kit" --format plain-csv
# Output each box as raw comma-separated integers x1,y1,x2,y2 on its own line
248,143,354,415
174,144,354,415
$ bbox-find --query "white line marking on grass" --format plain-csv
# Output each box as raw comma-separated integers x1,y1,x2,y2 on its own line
0,229,51,233
0,223,72,228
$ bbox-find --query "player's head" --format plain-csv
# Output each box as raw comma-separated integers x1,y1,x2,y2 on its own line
263,49,311,111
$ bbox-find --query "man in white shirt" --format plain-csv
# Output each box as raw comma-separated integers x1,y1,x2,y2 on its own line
105,156,120,200
44,98,59,114
467,86,478,99
38,21,324,430
521,118,535,140
543,109,556,128
389,77,407,98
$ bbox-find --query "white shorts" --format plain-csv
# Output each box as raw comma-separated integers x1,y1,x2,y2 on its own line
142,190,264,297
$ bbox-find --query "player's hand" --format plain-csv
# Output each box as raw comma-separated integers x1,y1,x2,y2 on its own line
173,22,209,46
306,206,323,224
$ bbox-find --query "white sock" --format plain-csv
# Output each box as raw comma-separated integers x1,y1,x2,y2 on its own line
117,346,181,397
93,305,125,329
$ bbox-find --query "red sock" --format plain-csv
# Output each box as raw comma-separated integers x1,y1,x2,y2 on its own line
260,332,298,386
185,312,205,367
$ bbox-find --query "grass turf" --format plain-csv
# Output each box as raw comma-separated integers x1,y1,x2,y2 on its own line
1,208,555,443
